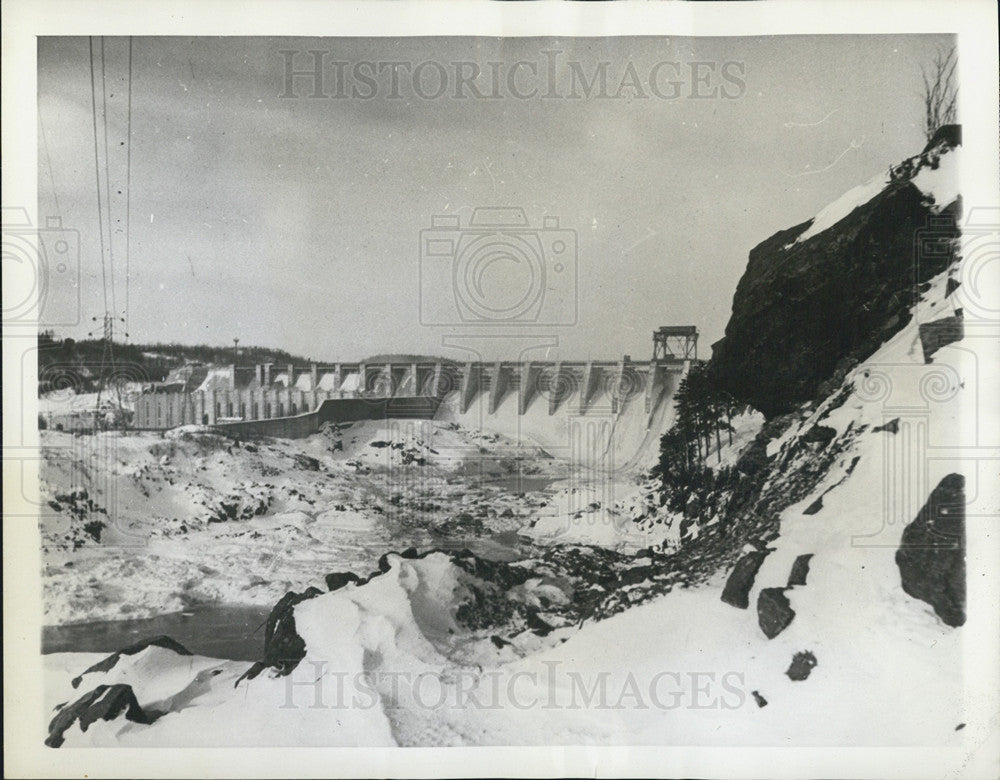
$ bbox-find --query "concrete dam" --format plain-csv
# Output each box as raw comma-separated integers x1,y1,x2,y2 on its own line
134,328,697,471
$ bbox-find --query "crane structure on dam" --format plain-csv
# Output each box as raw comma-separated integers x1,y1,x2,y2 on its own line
652,325,698,362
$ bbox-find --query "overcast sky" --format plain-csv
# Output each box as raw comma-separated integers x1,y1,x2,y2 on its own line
37,34,954,362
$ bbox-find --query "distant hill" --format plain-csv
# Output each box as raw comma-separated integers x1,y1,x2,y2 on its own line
37,333,320,393
36,336,461,394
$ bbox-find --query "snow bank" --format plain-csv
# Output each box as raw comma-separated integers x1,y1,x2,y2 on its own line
912,144,961,210
792,171,889,245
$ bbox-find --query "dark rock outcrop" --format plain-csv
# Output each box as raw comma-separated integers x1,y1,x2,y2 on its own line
925,123,961,151
47,684,159,748
751,690,768,708
918,312,964,363
872,418,900,434
324,571,362,591
293,453,321,471
785,651,817,681
712,133,961,417
259,586,324,676
800,425,837,447
526,610,554,637
734,438,770,476
895,473,966,627
757,587,796,639
72,636,192,689
720,550,770,609
786,554,813,587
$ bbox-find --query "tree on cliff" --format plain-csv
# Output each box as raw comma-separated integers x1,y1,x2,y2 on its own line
671,363,735,465
920,46,958,143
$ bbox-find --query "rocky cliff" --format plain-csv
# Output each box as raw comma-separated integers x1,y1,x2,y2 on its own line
712,125,962,417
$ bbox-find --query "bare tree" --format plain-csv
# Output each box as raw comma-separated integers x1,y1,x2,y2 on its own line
921,46,958,142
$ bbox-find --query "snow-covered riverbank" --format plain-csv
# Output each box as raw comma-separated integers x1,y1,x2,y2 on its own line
39,417,668,627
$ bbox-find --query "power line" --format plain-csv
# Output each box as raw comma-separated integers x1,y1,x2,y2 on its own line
38,106,62,218
125,36,134,341
88,36,110,315
89,37,119,426
100,37,119,321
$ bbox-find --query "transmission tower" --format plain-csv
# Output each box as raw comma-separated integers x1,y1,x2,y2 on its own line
93,313,119,429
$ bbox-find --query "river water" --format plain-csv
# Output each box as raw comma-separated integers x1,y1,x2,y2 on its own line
42,510,542,661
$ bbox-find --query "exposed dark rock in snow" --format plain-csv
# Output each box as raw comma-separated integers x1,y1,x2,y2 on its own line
872,418,900,434
47,684,160,748
786,651,818,681
752,690,768,708
711,132,961,416
721,550,770,609
918,312,964,363
803,496,824,515
800,425,837,447
786,554,813,587
526,610,554,636
925,123,961,151
895,473,966,627
292,453,321,471
259,586,324,676
72,635,192,689
45,488,109,550
734,437,770,476
757,587,796,639
324,571,363,592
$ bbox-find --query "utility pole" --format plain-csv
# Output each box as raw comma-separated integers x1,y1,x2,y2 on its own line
233,338,240,365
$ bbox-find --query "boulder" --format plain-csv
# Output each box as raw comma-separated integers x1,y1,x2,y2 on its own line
47,684,159,748
786,554,814,587
872,418,900,434
895,473,966,626
757,587,796,638
800,425,837,447
918,313,964,363
324,571,362,592
720,550,770,609
785,651,818,681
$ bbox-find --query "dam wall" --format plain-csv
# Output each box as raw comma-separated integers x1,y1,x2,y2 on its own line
437,365,684,474
133,358,690,472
